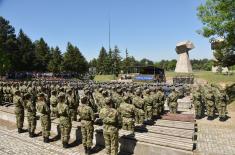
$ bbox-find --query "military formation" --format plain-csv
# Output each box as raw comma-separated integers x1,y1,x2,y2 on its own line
192,84,229,121
0,80,229,155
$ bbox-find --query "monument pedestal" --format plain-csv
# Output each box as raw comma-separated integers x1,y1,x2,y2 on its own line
175,52,192,73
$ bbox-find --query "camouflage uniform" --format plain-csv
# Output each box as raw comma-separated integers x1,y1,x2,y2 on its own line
133,90,145,124
193,89,203,119
119,96,135,133
100,98,120,155
57,92,71,148
94,88,103,112
24,93,37,137
168,89,179,114
36,93,51,143
78,96,94,155
50,90,58,117
0,83,3,105
13,90,25,133
67,89,78,121
143,89,153,120
218,89,229,121
205,88,215,120
112,89,124,109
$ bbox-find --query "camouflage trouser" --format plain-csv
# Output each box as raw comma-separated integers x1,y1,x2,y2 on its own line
159,103,165,114
207,105,214,117
27,113,37,133
135,108,144,124
122,117,134,132
59,117,72,143
103,126,119,155
145,106,153,120
195,104,202,117
0,95,2,105
69,109,77,121
218,106,226,118
15,108,24,129
50,106,58,117
40,115,51,138
81,120,94,147
169,102,178,114
153,103,160,116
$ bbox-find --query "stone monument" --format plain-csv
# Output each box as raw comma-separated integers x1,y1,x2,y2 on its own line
211,39,229,73
175,41,194,73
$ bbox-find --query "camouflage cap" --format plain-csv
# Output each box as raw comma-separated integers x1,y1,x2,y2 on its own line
123,96,130,102
104,97,113,105
37,93,45,97
58,92,65,98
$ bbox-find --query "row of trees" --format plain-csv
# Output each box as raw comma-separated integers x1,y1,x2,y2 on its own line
89,46,214,75
0,16,88,75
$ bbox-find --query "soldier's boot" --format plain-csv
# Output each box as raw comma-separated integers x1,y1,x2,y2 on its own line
63,142,69,148
195,115,200,119
207,116,213,120
18,128,23,133
29,131,33,138
44,137,50,143
219,117,226,122
87,147,91,155
84,146,87,154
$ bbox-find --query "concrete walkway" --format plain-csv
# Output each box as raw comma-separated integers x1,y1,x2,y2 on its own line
194,106,235,155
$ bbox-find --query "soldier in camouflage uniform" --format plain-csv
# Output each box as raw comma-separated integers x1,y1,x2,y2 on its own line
84,89,97,113
67,89,77,121
133,89,145,125
112,88,124,109
205,87,215,120
100,97,120,155
0,82,2,105
78,96,94,155
119,96,135,133
13,90,25,133
218,87,229,121
36,93,51,143
50,90,58,117
168,88,179,114
193,87,203,119
57,92,71,148
143,89,153,121
94,88,103,112
24,93,37,137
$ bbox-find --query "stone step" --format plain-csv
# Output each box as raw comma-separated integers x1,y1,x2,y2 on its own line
119,130,193,151
154,120,195,130
135,125,193,139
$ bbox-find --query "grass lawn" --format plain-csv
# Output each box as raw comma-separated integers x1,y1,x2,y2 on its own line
94,75,117,82
166,71,235,84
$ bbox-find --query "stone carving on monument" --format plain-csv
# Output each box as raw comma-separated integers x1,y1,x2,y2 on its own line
175,41,195,73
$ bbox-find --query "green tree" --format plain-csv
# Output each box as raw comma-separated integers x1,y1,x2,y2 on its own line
17,29,35,71
34,38,51,71
63,42,88,74
48,46,63,73
97,47,108,74
197,0,235,67
140,58,154,66
89,58,97,68
0,16,18,73
112,46,122,76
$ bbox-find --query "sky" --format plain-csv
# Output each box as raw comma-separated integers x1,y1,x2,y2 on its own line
0,0,211,61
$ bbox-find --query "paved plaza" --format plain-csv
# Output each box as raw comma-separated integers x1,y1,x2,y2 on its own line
194,104,235,155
